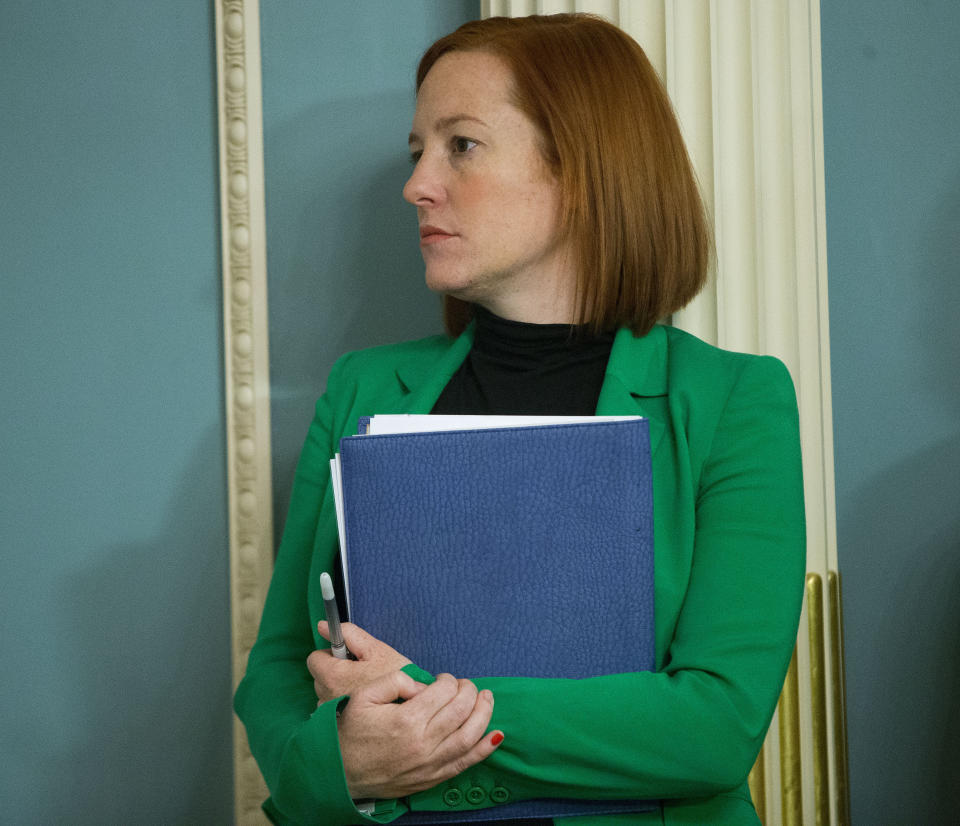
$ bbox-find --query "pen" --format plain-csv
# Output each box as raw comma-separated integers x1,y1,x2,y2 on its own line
319,572,351,659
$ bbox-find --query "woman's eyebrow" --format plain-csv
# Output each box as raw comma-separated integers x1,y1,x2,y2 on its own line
408,114,489,145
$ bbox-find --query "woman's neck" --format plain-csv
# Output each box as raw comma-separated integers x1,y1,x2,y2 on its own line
469,251,580,325
472,286,578,326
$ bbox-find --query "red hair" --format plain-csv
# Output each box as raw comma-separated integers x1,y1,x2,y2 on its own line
417,14,710,337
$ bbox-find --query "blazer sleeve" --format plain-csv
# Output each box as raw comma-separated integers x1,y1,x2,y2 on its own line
406,354,806,809
233,356,397,826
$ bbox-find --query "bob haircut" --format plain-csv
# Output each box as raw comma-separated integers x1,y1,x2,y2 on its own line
417,14,711,337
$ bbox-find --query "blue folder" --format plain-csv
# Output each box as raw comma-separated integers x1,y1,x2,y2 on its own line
338,419,656,822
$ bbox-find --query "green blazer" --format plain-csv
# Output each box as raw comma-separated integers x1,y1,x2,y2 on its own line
235,323,806,826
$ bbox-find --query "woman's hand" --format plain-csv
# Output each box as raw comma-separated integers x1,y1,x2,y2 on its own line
337,670,503,800
307,621,412,705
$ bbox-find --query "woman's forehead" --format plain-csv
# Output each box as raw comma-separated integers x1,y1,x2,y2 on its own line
412,52,517,132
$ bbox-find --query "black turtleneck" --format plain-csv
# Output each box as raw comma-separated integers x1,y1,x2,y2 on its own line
431,305,615,416
430,307,613,825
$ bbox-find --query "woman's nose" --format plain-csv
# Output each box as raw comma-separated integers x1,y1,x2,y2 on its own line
403,156,444,206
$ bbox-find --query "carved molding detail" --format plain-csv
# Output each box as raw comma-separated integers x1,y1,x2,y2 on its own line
214,0,273,822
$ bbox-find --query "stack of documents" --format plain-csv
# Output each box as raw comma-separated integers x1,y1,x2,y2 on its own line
330,415,655,679
330,415,657,821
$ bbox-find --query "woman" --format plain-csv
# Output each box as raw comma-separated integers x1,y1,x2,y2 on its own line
235,14,805,826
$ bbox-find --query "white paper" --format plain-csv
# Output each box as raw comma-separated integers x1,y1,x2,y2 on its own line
329,455,350,616
365,413,642,434
331,414,644,618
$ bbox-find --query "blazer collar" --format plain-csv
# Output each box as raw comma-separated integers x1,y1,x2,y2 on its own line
597,325,668,402
596,325,669,456
392,322,669,455
393,324,476,412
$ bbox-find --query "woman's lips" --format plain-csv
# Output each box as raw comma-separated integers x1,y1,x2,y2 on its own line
419,225,456,246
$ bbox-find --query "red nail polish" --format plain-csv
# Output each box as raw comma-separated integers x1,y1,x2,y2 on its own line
491,732,504,746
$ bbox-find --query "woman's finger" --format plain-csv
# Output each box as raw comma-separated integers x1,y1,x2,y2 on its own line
307,645,397,703
443,728,504,779
306,648,334,679
337,678,499,800
306,648,347,704
353,668,426,706
317,620,371,654
424,678,479,740
336,622,376,655
402,672,461,724
317,621,412,669
430,687,496,767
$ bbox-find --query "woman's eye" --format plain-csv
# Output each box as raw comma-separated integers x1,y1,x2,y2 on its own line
451,137,477,154
408,149,423,165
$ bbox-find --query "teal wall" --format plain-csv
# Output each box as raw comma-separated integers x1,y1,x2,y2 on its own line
0,1,231,822
821,1,960,821
259,0,476,537
0,1,477,823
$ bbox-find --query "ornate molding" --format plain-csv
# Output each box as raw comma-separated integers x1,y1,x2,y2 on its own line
214,1,272,822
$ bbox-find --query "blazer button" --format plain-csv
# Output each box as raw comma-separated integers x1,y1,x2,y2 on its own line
466,786,486,804
490,786,510,803
442,788,463,807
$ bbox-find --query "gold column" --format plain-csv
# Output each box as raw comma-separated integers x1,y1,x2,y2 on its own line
829,572,852,826
748,744,767,822
779,647,802,825
807,574,830,825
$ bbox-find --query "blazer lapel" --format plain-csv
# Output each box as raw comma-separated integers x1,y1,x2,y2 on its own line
595,325,669,457
392,325,475,413
387,321,669,457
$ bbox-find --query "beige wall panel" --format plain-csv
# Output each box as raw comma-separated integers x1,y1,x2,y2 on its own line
483,3,843,824
711,0,759,353
577,0,619,20
664,0,717,341
752,0,799,367
536,0,576,13
618,0,666,77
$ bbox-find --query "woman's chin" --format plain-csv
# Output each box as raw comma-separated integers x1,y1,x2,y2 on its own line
424,274,478,301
